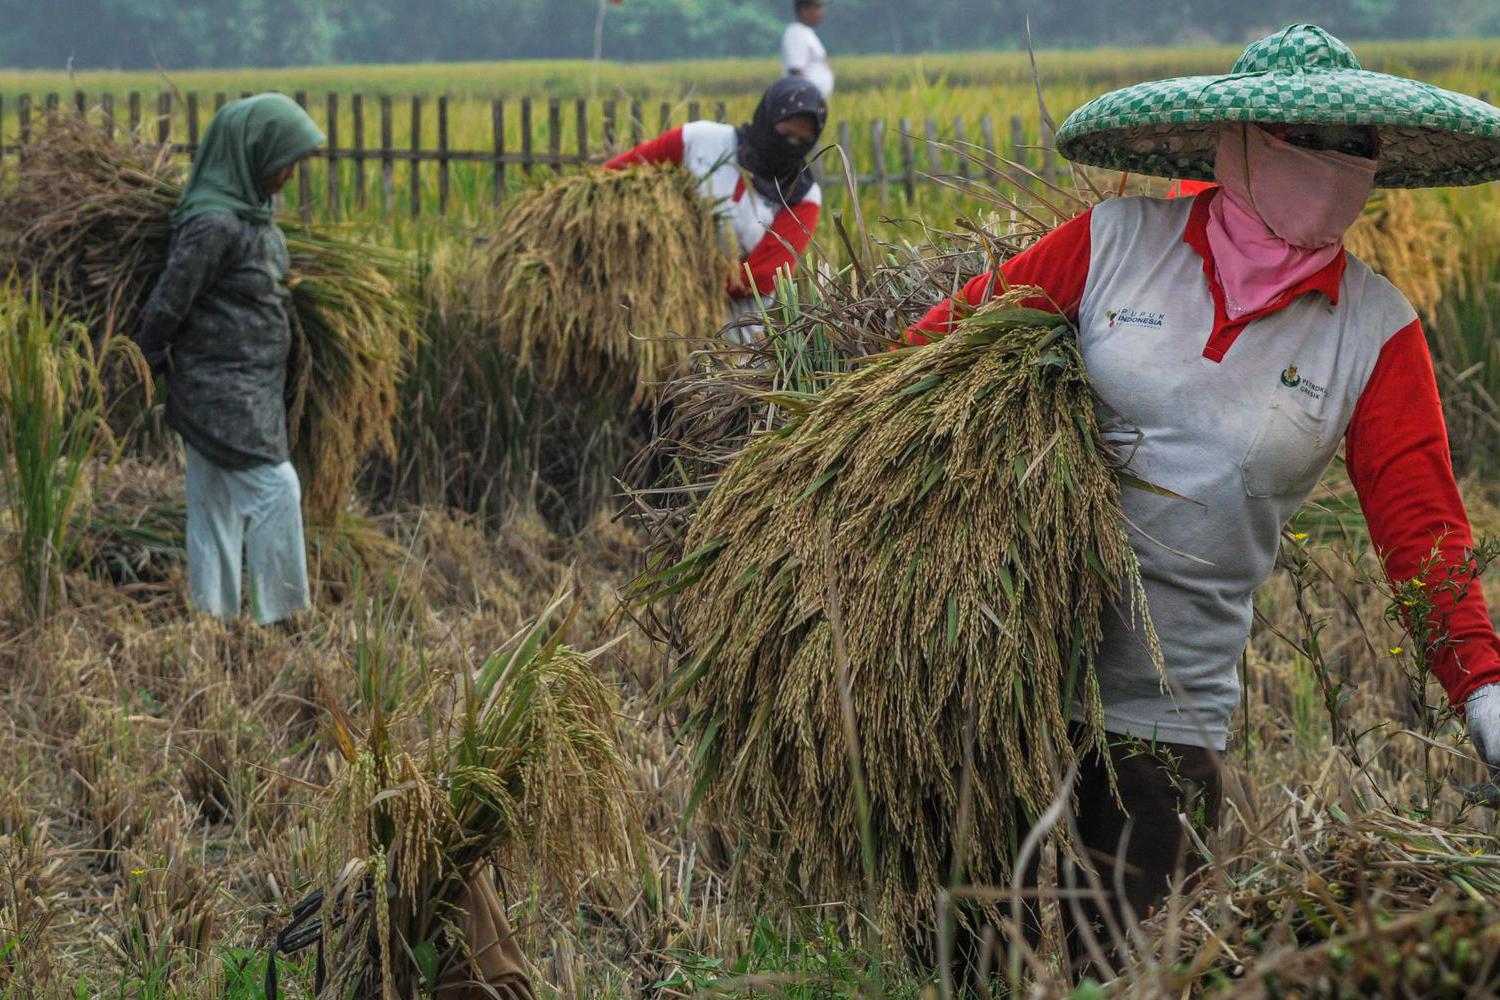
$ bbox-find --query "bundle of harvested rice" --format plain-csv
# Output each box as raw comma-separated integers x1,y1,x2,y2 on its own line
1346,189,1454,320
373,242,635,534
0,115,418,523
633,292,1155,940
484,164,733,404
304,598,635,996
1134,801,1500,995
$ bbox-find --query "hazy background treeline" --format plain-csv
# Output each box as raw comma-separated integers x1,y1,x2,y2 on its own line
3,0,1498,71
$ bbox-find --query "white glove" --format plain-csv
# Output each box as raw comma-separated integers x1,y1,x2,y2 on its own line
1466,683,1500,781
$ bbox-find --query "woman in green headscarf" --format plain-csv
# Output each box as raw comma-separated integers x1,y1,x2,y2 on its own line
135,93,324,627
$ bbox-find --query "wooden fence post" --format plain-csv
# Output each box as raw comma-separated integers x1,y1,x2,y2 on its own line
629,99,642,147
521,97,533,176
100,93,114,137
658,101,671,134
837,119,853,175
293,92,311,221
326,93,341,220
687,100,700,122
128,92,141,134
872,119,889,206
1041,120,1058,186
380,95,394,220
17,95,30,163
548,96,561,171
923,118,941,178
715,101,727,123
352,93,367,210
45,93,59,115
954,116,969,180
492,97,506,205
981,115,998,176
603,99,617,153
215,92,227,111
437,95,450,216
410,95,423,218
157,93,172,146
575,98,588,164
899,117,915,201
187,92,200,146
74,90,86,116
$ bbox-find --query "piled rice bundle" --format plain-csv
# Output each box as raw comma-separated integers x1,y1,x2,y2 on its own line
636,292,1155,939
485,164,733,405
1136,802,1500,995
300,601,635,996
0,115,418,523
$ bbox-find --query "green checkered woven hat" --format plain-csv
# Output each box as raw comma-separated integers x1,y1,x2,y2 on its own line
1055,24,1500,188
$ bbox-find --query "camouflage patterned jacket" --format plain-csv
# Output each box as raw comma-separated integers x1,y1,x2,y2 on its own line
136,212,294,471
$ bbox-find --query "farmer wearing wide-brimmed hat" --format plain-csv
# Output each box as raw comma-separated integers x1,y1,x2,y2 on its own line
910,24,1500,966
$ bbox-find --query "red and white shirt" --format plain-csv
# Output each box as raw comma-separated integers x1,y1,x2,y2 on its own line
912,190,1500,749
606,122,822,306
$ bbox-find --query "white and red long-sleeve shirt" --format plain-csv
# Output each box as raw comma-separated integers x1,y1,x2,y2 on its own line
605,122,821,304
912,190,1500,750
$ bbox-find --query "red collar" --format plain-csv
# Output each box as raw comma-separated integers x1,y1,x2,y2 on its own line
1182,188,1347,362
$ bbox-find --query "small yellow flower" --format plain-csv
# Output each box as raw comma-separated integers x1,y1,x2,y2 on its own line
1389,646,1405,656
1412,579,1427,588
1291,532,1309,542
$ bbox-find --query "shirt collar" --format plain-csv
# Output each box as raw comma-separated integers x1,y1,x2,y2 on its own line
1181,186,1346,310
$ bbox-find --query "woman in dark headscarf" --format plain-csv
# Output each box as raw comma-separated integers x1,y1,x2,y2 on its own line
606,77,828,338
134,92,323,627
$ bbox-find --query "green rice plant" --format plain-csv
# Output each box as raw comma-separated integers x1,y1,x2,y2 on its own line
312,594,635,996
0,281,146,621
633,292,1157,947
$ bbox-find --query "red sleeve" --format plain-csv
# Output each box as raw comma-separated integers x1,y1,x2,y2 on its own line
1346,319,1500,705
733,201,820,298
604,126,686,170
907,208,1094,346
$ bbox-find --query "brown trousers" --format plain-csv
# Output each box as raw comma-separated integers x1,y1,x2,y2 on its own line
1055,731,1223,968
946,730,1223,986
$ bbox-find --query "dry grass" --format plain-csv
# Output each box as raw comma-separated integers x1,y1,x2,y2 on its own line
484,164,733,406
0,114,419,523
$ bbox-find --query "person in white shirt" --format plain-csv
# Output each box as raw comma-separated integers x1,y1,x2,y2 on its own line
781,0,833,100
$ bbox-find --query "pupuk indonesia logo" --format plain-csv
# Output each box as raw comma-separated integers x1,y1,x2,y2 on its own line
1281,365,1302,388
1107,307,1165,329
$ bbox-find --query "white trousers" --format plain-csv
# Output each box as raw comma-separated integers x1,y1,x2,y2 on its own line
185,444,311,625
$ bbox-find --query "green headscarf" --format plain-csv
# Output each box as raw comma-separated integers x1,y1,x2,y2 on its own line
171,93,325,227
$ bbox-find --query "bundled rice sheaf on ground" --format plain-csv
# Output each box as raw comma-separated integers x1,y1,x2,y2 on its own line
307,600,637,996
634,290,1156,943
0,115,419,523
484,164,734,406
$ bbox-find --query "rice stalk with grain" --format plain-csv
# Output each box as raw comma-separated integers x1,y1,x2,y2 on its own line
633,291,1157,943
311,596,635,996
484,164,733,405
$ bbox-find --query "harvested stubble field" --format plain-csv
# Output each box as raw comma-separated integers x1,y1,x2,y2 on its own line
3,42,1500,1000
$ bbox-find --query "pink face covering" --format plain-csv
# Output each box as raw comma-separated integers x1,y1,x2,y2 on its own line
1206,124,1377,319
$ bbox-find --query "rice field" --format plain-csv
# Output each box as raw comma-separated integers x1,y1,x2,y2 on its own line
2,40,1500,1000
